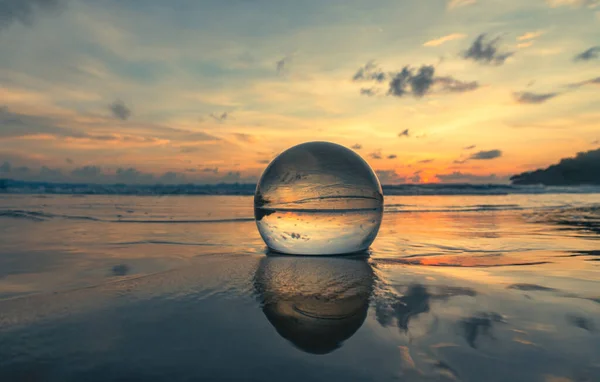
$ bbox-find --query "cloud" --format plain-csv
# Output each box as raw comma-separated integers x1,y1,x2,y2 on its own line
447,0,477,10
71,166,102,179
116,167,154,183
180,146,200,153
389,66,478,98
410,171,422,183
210,112,230,122
409,66,436,97
389,66,435,98
511,148,600,185
139,125,220,143
276,59,286,73
2,158,256,185
436,171,502,184
0,161,63,181
568,76,600,88
469,149,502,160
0,0,62,31
360,88,378,96
517,41,534,49
387,154,397,159
387,68,412,98
463,34,515,65
351,144,362,150
546,0,600,8
574,46,600,61
202,167,219,174
0,107,156,143
109,100,132,121
376,170,406,184
517,31,545,41
0,106,84,139
369,150,382,160
398,129,410,137
353,63,478,99
513,91,560,104
276,55,294,74
0,161,11,173
424,33,467,47
159,171,185,184
455,149,503,164
233,133,255,142
166,125,221,141
222,171,242,182
464,145,476,150
418,159,434,163
353,61,387,83
39,166,62,179
435,76,480,93
0,107,206,145
13,166,31,175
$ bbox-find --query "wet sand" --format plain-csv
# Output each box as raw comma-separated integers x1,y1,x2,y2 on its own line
0,194,599,381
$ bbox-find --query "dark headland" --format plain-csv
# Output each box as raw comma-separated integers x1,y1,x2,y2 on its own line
511,148,600,186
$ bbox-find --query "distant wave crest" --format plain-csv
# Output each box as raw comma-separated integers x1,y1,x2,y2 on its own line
2,179,600,196
0,209,101,222
524,205,600,235
386,204,525,213
0,209,254,224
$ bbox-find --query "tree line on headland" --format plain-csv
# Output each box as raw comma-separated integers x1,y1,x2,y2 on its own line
511,148,600,186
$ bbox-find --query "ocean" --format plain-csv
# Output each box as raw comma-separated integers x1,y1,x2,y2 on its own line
1,191,599,381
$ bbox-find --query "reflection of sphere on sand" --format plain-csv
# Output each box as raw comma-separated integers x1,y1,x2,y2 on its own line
254,255,374,355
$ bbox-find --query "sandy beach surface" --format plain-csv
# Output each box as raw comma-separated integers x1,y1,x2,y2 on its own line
1,193,599,381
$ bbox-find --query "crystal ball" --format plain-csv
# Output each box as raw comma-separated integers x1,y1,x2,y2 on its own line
254,141,384,255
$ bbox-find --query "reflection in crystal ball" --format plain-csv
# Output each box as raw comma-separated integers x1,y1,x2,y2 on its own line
254,141,384,255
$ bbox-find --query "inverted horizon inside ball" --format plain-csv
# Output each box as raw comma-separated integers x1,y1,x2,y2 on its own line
254,141,384,255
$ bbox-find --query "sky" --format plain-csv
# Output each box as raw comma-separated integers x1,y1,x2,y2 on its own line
0,0,599,185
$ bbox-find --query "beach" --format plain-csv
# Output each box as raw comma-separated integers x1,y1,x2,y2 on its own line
1,193,599,381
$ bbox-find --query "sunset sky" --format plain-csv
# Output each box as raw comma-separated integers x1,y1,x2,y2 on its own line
0,0,599,184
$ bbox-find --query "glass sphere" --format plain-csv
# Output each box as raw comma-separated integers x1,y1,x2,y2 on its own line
254,141,384,255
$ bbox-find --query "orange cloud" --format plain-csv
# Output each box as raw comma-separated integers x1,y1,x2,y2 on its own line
424,33,468,47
